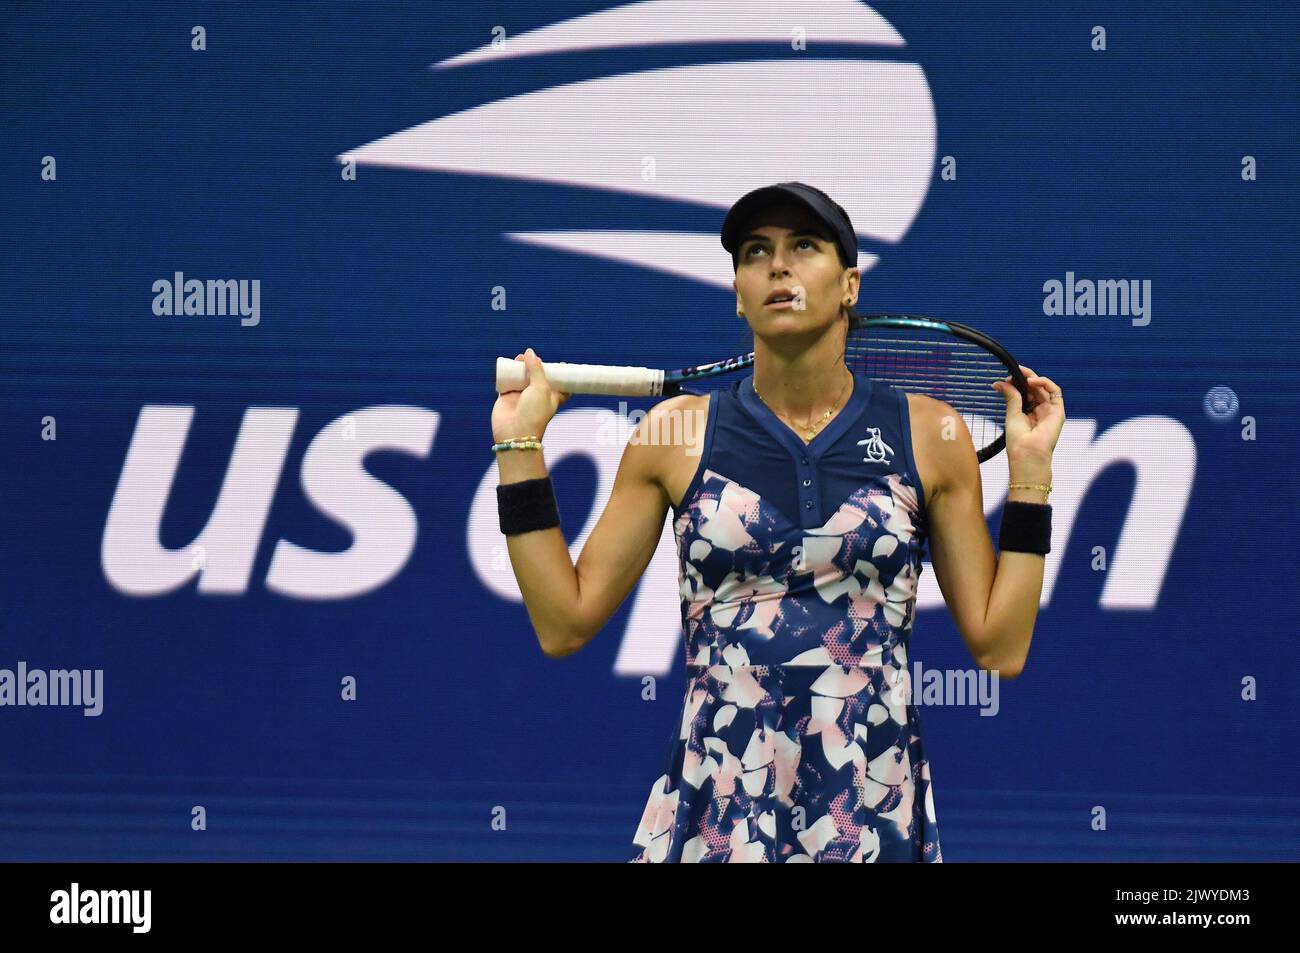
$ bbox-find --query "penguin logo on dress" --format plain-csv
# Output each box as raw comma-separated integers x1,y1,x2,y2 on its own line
857,427,895,464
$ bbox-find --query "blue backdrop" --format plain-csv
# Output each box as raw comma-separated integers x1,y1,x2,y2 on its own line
2,1,1297,861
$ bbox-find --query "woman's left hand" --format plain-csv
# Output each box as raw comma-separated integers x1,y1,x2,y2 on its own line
992,366,1065,470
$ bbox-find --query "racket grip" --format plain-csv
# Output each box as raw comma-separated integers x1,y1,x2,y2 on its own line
495,357,665,397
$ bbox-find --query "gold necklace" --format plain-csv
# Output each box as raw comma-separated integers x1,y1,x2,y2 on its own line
753,370,853,442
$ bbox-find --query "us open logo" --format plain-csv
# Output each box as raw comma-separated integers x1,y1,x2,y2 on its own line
338,0,938,289
98,2,1193,679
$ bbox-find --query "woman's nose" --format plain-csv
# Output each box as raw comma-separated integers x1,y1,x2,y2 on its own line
768,255,791,274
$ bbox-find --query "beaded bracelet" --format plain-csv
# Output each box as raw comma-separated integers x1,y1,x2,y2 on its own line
492,435,542,452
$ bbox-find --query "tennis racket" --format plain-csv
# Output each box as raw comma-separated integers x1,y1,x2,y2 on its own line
495,313,1034,463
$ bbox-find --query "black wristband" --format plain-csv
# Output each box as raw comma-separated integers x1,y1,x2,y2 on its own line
497,476,561,536
999,500,1052,554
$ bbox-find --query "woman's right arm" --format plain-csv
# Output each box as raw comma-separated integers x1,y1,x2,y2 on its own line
492,349,673,658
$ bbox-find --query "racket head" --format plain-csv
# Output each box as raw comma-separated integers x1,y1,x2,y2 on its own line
663,313,1032,462
845,313,1033,463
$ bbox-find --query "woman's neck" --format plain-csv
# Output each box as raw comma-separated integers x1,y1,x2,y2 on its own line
751,342,853,422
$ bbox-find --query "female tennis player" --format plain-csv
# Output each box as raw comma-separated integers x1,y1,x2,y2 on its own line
490,182,1065,862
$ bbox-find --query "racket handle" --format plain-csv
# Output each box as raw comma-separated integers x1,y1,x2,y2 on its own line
495,357,665,397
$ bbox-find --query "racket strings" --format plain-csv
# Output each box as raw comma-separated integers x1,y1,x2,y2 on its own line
844,329,1008,453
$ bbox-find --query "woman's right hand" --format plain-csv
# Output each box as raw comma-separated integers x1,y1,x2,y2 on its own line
492,348,572,443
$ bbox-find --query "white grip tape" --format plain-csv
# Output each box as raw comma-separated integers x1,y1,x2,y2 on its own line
495,357,664,397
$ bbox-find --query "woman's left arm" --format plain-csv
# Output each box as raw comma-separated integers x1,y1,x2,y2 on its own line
921,367,1066,679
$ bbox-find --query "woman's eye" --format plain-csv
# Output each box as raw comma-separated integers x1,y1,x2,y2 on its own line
745,239,815,258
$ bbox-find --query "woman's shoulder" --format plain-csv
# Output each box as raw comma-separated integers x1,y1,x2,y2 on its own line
902,389,945,417
640,392,712,454
878,381,950,421
650,391,711,417
898,389,972,510
629,393,713,509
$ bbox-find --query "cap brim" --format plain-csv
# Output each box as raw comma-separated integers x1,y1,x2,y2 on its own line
721,185,825,253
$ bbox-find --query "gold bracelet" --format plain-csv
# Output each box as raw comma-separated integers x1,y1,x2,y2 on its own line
1008,482,1052,502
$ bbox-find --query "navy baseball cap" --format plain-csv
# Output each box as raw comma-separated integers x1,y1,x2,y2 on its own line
721,182,859,271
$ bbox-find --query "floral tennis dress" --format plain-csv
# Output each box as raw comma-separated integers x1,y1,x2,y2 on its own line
630,371,942,863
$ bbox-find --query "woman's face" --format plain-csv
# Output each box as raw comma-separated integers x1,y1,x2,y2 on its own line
732,202,858,341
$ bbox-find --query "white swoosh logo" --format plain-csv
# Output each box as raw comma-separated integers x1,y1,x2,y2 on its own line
340,2,935,289
432,0,906,70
